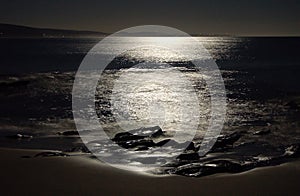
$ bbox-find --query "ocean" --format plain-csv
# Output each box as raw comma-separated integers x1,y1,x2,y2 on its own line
1,37,300,174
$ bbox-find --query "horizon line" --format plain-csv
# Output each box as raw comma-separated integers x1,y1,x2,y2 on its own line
1,23,300,37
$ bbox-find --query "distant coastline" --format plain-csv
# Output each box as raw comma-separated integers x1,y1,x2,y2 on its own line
0,23,108,38
0,23,234,38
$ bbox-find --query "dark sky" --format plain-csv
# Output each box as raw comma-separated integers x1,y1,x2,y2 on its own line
0,0,299,35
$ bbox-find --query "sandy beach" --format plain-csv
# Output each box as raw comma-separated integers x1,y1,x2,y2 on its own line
1,147,300,195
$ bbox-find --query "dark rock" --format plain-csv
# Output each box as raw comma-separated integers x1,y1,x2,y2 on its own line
156,140,197,150
155,139,178,147
212,132,242,150
253,129,271,135
168,159,243,177
149,126,164,138
129,126,164,138
185,142,199,152
34,151,70,157
7,133,33,139
135,146,149,151
57,130,79,136
112,127,200,153
89,155,98,159
176,152,200,161
204,160,243,173
169,163,204,177
283,144,300,158
168,162,226,177
112,132,145,142
117,139,156,149
162,141,300,178
112,126,164,149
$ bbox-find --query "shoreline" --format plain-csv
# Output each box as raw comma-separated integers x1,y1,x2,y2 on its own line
1,147,300,195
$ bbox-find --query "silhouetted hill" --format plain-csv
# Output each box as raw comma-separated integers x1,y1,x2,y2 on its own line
0,23,108,38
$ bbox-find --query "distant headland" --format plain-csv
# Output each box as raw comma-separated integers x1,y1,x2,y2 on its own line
0,23,108,38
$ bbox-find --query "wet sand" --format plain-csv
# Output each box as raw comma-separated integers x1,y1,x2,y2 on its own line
1,148,300,195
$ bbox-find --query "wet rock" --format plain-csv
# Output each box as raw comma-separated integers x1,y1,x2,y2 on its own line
176,152,200,161
185,142,200,152
212,132,242,151
117,139,156,149
162,141,300,178
204,160,243,173
168,159,243,177
34,151,70,157
168,163,204,177
89,155,98,159
57,130,79,136
112,132,145,142
129,126,164,138
169,163,220,177
253,129,271,135
156,140,198,151
112,126,165,150
135,146,149,151
149,126,164,138
155,139,181,147
283,144,300,158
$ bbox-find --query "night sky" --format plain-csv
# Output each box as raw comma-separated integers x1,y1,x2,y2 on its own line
1,0,299,36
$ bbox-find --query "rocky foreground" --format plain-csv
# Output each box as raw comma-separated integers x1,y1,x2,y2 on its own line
8,125,300,178
109,126,300,177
